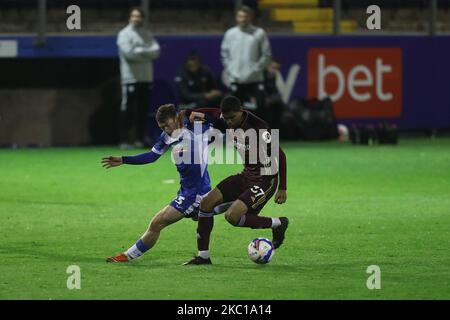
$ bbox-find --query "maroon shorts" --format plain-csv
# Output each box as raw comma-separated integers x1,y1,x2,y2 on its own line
216,173,278,215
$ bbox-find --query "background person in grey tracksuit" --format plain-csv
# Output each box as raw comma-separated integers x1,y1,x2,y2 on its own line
117,7,160,148
221,5,272,121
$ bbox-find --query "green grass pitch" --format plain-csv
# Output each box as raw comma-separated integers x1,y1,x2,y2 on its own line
1,138,449,300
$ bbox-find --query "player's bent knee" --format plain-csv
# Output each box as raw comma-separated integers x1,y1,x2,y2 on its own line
200,203,213,213
200,196,216,212
224,210,239,226
200,189,223,213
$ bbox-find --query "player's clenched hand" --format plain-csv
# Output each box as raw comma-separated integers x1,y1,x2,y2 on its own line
101,156,123,169
189,111,205,123
274,190,287,204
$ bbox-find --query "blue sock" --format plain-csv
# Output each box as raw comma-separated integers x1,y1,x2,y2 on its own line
125,239,150,260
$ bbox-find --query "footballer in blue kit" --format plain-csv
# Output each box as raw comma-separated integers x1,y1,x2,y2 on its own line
102,104,216,263
152,115,212,216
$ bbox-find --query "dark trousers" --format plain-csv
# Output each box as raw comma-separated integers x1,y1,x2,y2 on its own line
120,82,152,145
230,82,268,122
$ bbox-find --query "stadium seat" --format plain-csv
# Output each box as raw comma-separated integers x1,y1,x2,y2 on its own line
271,8,333,21
293,20,358,33
259,0,319,8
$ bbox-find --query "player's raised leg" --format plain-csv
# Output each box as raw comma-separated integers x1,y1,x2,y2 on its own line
224,198,276,229
184,187,224,265
224,178,289,249
107,205,184,262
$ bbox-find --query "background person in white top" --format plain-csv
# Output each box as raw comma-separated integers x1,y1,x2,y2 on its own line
117,7,160,149
221,5,272,121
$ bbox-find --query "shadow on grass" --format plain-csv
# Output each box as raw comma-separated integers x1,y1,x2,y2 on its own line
2,243,112,265
5,242,356,276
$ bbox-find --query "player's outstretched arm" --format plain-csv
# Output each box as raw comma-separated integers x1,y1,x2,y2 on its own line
101,156,123,169
101,151,161,169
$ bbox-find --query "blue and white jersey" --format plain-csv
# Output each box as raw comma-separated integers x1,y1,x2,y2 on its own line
151,117,211,195
121,116,213,216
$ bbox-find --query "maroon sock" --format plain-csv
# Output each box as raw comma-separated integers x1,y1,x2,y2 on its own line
240,214,272,229
197,216,214,251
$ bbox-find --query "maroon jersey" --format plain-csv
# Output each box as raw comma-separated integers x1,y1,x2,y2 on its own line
230,111,276,177
188,108,287,190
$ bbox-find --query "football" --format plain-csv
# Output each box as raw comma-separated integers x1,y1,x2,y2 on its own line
247,237,275,264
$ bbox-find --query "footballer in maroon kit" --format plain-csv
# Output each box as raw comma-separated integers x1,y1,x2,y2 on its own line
184,95,288,265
